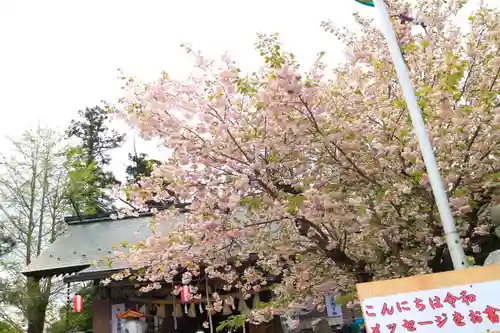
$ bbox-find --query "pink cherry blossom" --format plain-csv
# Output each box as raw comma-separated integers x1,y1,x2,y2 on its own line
110,1,500,324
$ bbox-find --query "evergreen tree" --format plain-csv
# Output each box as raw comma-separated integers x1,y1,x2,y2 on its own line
66,106,125,214
125,151,161,184
124,146,180,209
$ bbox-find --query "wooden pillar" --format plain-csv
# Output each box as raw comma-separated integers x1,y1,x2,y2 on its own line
162,304,175,333
272,316,284,333
93,297,112,333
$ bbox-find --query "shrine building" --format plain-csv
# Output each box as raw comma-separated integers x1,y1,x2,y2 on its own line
22,213,352,333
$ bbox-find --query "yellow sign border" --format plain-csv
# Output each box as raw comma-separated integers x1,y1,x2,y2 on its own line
356,265,500,332
357,265,500,301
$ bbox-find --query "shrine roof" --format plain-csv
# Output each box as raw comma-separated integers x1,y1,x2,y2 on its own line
21,213,181,279
116,310,145,318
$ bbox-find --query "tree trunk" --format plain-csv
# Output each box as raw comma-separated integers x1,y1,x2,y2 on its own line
26,278,50,333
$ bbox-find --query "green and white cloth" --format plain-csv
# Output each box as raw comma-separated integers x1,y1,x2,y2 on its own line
354,0,374,7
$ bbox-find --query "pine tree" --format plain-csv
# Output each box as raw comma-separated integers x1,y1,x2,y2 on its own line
66,106,125,214
124,144,181,209
125,150,161,185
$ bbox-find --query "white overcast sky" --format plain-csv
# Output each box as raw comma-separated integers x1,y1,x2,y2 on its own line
0,0,492,181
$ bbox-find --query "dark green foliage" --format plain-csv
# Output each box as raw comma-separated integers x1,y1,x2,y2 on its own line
0,234,15,257
65,106,125,214
124,149,182,210
0,321,18,333
47,285,94,333
67,106,125,167
125,152,161,184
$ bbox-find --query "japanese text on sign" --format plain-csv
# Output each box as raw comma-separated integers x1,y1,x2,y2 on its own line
361,280,500,332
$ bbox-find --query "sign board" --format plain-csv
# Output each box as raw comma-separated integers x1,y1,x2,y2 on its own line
111,304,126,333
356,265,500,333
325,295,343,318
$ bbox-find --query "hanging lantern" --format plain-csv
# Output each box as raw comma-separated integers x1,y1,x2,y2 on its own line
73,295,83,313
180,285,191,303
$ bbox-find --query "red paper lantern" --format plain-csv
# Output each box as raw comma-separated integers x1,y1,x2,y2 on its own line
180,285,190,303
73,295,83,313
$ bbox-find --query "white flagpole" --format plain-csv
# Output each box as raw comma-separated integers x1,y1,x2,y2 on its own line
372,0,468,270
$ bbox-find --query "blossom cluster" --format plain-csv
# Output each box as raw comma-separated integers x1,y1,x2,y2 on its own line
111,0,500,322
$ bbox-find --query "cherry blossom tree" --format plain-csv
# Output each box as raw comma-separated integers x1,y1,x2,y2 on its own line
111,0,500,321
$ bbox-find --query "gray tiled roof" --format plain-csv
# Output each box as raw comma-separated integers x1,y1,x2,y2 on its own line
22,215,178,278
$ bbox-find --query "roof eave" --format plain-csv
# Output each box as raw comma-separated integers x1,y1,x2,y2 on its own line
22,264,90,279
63,268,121,283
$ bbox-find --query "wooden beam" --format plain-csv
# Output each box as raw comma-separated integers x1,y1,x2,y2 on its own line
128,289,261,305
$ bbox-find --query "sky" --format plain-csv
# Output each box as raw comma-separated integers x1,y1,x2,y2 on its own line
0,0,370,181
0,0,493,181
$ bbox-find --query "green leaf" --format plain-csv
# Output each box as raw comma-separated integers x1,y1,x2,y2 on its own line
284,194,305,214
216,315,247,332
417,98,428,110
454,187,469,196
239,197,264,211
335,291,356,306
398,129,409,137
420,40,430,48
268,150,279,163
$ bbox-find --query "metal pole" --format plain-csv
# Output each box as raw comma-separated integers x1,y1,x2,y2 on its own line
372,0,468,269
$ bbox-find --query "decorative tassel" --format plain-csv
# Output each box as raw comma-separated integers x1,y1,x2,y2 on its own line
188,303,197,318
184,303,189,314
199,302,204,313
223,298,232,316
174,303,183,317
238,296,249,314
252,293,261,309
226,295,235,310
